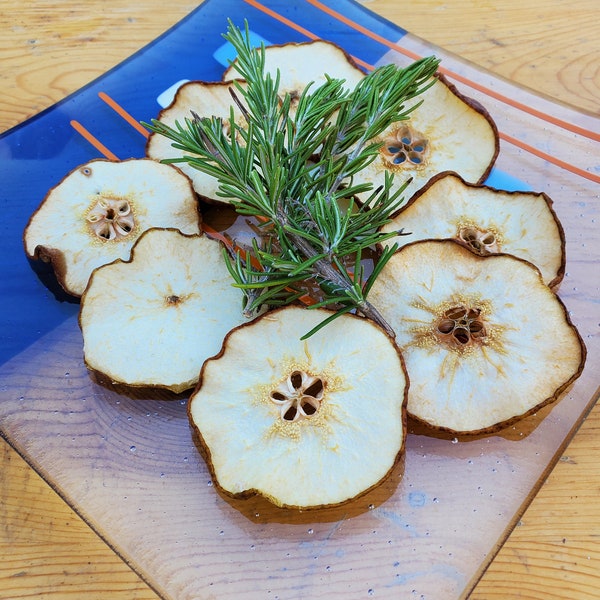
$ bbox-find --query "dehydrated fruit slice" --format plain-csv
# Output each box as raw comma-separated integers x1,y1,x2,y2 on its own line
378,172,566,287
367,240,585,434
24,158,201,297
223,39,365,104
355,74,498,206
80,228,248,393
146,81,247,203
188,305,408,509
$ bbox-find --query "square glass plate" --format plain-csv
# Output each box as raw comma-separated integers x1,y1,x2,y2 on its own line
1,1,598,598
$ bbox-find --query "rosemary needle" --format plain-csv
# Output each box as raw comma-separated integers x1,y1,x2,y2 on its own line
145,20,439,338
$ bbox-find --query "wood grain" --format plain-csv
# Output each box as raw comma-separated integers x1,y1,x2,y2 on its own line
363,0,600,116
1,1,599,599
1,0,200,132
472,413,600,600
0,438,159,599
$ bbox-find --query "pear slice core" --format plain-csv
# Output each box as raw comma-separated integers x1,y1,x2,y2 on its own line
355,75,498,206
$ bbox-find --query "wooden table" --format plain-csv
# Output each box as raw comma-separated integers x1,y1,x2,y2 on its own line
1,1,598,598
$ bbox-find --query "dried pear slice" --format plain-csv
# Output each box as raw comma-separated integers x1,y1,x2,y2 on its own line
378,172,566,287
80,228,248,393
368,240,585,434
188,305,408,509
24,158,200,297
223,39,365,103
146,81,247,203
355,74,498,206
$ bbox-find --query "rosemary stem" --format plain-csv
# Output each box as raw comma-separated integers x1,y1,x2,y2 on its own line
144,21,440,338
277,207,395,337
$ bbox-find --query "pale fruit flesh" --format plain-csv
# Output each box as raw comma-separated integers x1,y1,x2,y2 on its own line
146,81,247,203
367,240,585,434
188,306,408,509
222,39,365,100
80,228,249,393
378,172,566,287
355,75,498,206
24,159,201,297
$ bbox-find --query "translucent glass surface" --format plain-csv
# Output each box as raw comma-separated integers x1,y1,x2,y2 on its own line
1,1,598,598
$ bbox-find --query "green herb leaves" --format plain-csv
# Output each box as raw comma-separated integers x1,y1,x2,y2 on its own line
146,20,439,337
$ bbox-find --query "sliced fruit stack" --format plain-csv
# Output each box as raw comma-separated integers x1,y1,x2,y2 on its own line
147,40,366,204
147,39,498,208
23,37,585,511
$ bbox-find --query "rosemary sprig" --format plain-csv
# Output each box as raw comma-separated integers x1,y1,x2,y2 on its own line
145,20,439,337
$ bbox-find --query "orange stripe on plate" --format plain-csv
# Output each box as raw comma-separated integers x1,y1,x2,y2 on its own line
243,0,372,70
244,0,318,40
202,221,315,306
305,0,600,143
499,132,600,184
70,120,119,161
98,92,150,138
201,222,232,246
